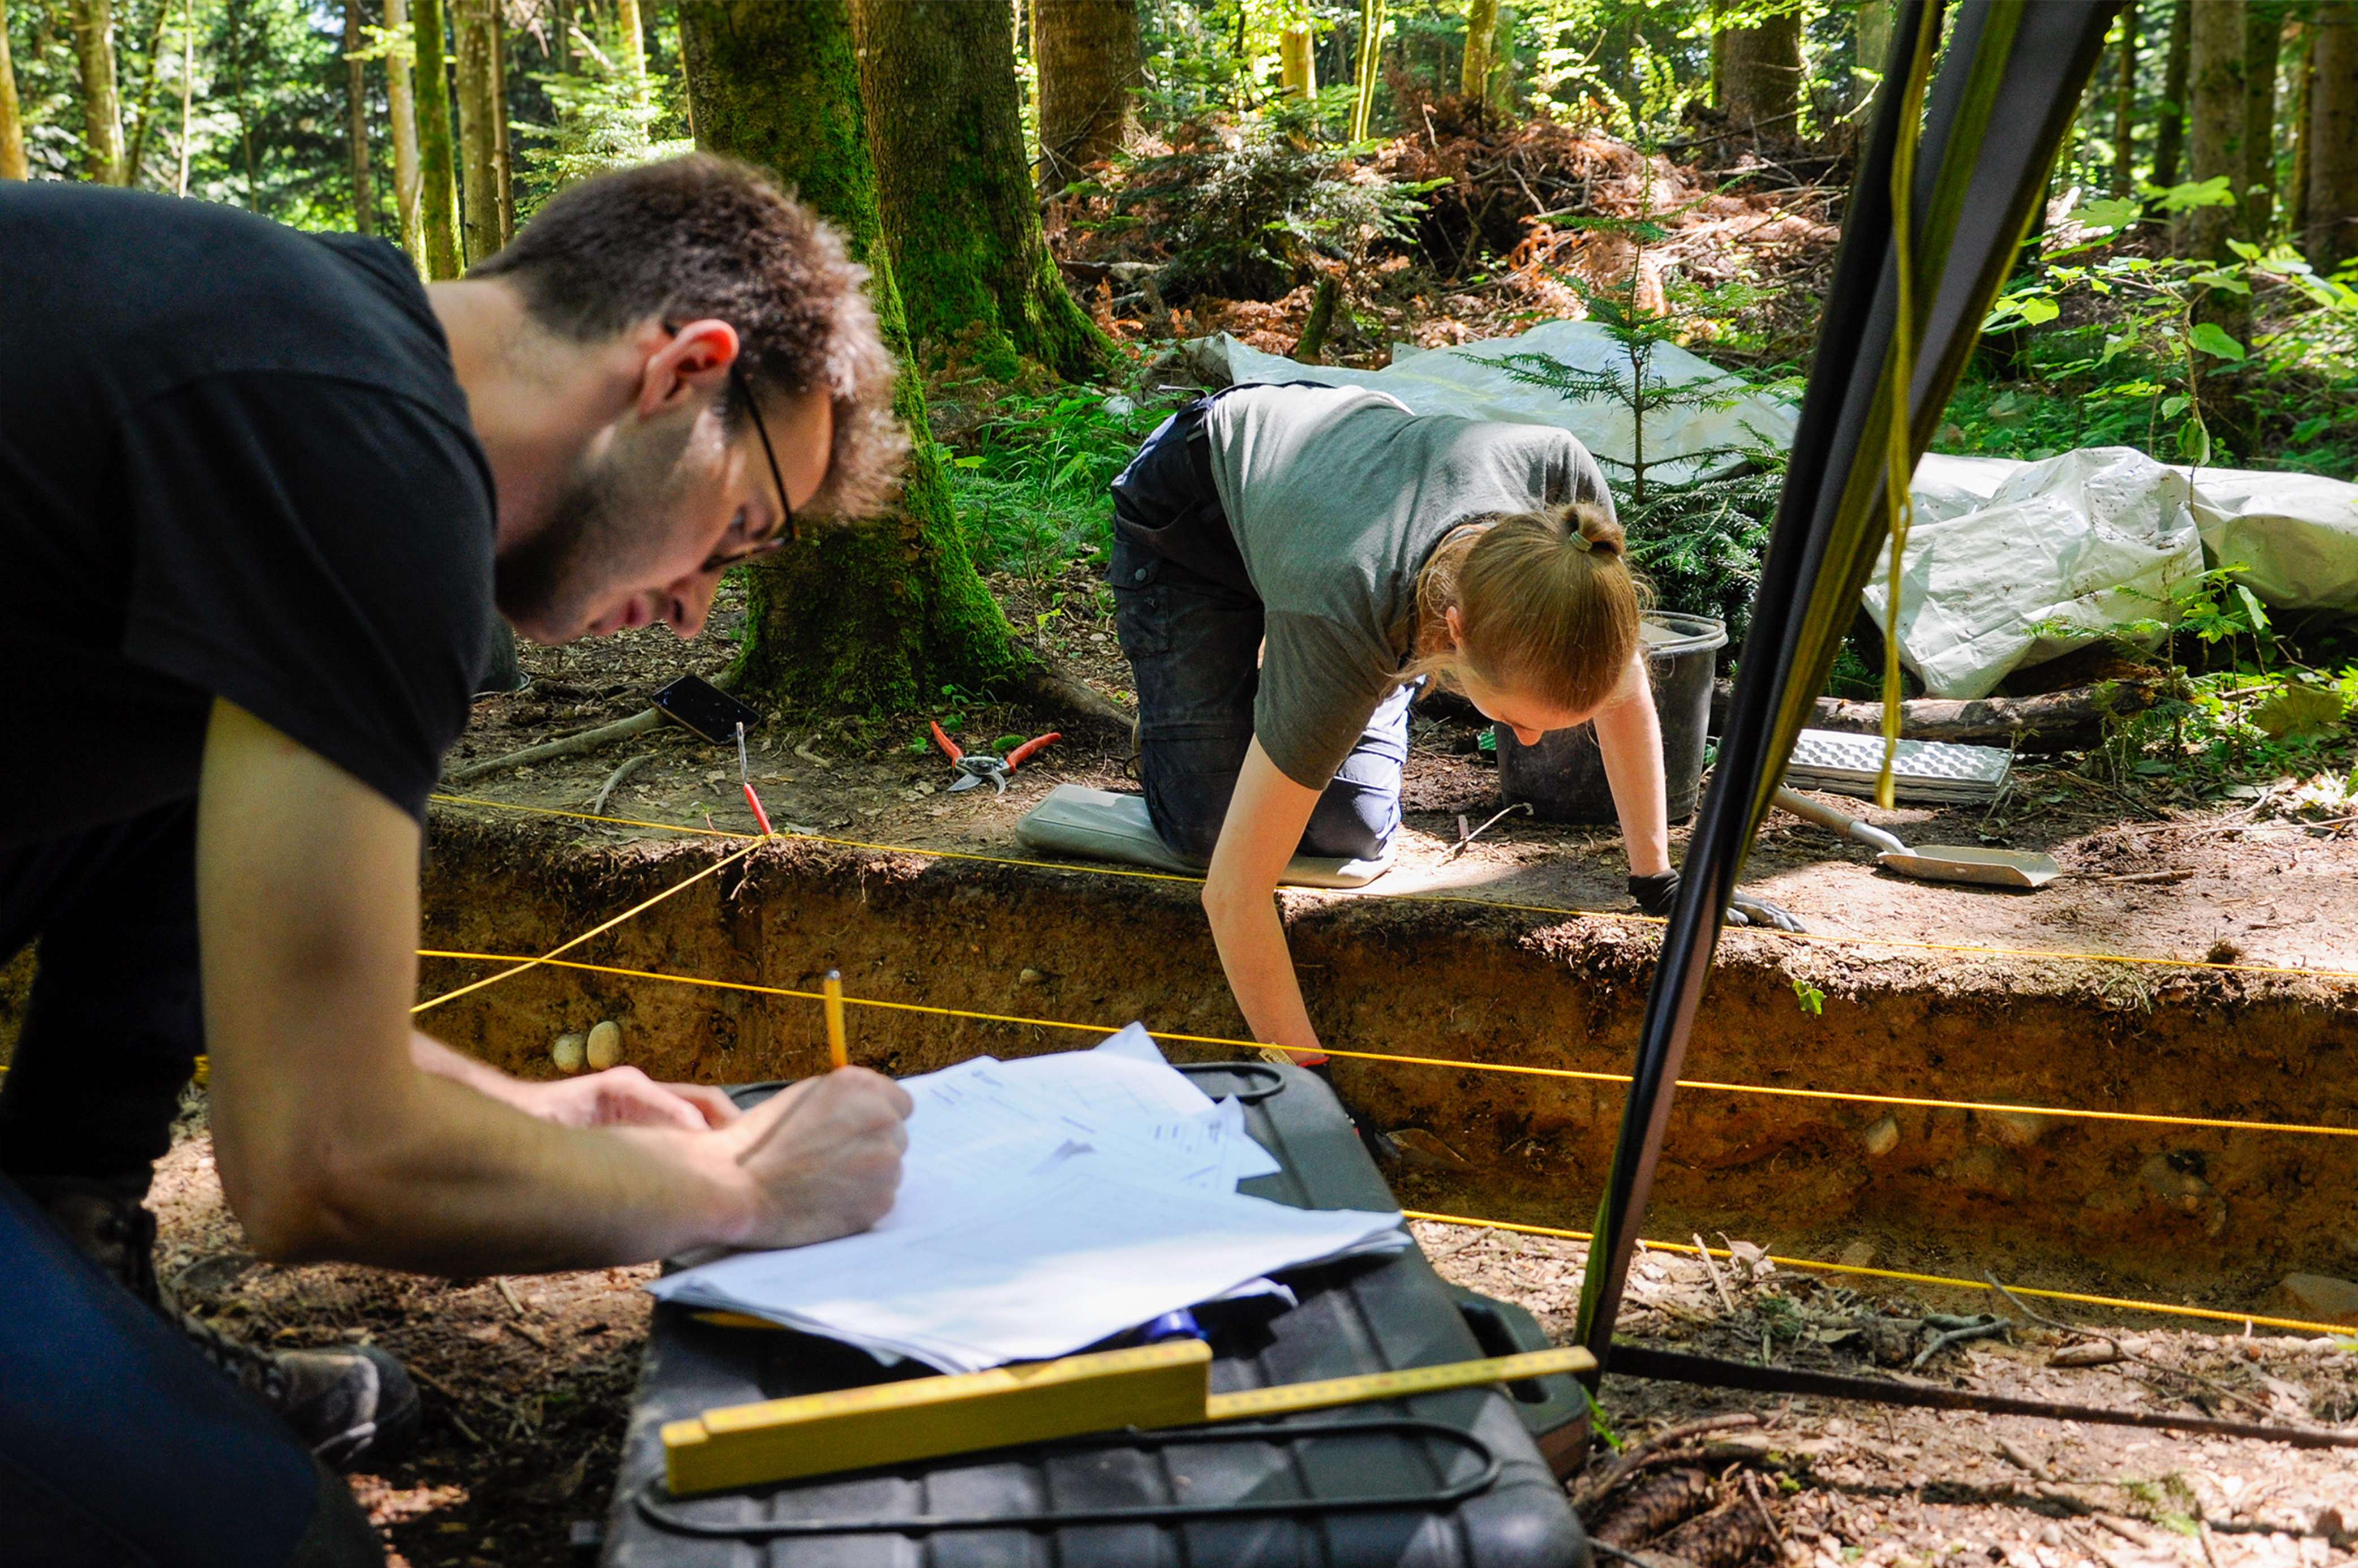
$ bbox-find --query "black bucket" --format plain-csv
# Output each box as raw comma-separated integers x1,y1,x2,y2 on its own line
1493,612,1728,823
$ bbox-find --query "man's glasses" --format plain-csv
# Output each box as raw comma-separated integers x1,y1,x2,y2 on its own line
662,321,801,575
701,359,797,574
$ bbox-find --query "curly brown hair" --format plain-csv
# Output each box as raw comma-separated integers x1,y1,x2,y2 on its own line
470,154,906,520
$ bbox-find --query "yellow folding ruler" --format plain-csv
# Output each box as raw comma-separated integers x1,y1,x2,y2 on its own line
663,1337,1594,1496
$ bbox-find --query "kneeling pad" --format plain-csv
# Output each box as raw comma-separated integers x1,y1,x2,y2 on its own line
1015,784,1393,890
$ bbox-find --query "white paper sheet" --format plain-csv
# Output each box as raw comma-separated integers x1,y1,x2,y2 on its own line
648,1164,1405,1371
647,1026,1383,1371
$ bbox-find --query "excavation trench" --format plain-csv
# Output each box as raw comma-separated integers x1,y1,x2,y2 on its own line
418,809,2358,1315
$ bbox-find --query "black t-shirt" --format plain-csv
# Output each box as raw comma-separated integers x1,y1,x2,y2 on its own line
0,183,495,848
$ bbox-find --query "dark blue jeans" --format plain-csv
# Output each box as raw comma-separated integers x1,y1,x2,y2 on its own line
0,803,380,1566
1107,405,1412,864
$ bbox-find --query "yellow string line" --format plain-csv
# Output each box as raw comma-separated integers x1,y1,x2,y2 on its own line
427,793,2358,987
1401,1210,2358,1341
411,948,2358,1142
410,839,764,1015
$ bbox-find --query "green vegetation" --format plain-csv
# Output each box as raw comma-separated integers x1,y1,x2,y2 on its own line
943,384,1170,576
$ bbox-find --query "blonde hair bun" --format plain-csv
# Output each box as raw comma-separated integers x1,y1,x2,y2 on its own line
1567,501,1625,558
1409,499,1646,717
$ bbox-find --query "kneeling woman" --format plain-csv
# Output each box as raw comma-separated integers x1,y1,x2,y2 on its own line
1107,381,1793,1064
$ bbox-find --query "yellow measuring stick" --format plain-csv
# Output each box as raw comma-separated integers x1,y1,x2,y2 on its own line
1201,1347,1594,1420
822,969,848,1068
662,1338,1594,1496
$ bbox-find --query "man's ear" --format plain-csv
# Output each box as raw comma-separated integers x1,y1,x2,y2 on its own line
637,317,740,422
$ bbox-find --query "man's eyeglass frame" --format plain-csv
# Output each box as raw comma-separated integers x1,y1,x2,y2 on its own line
663,321,801,575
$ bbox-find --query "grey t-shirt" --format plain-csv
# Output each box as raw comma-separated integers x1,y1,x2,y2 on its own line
1201,383,1614,789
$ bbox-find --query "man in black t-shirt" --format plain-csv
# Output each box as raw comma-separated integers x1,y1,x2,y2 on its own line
0,157,914,1563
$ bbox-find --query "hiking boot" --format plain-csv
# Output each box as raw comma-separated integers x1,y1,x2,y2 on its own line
176,1310,422,1473
24,1174,422,1471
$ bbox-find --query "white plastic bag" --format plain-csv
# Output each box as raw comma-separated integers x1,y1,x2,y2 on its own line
1862,448,2205,699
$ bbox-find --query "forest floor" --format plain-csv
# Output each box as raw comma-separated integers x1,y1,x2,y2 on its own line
443,572,2358,986
145,1107,2357,1567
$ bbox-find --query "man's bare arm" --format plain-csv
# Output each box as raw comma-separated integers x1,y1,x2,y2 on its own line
196,698,909,1273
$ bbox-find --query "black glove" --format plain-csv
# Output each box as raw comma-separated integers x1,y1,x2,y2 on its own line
1626,870,1806,933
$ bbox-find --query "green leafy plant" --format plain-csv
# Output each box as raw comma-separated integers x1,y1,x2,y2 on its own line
946,388,1166,575
1791,978,1825,1016
511,20,691,217
1111,98,1444,300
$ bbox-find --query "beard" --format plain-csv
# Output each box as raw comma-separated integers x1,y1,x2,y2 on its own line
496,408,699,641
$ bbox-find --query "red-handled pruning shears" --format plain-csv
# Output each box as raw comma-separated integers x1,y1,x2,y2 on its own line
930,721,1060,793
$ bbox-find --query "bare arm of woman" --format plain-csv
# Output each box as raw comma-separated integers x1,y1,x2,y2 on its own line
1201,738,1326,1060
1593,653,1673,878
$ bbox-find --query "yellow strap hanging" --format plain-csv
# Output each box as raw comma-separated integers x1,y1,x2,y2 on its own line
1877,13,1938,810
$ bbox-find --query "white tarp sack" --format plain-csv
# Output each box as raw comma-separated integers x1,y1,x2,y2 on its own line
2171,466,2358,613
1186,320,1799,487
1862,447,2205,700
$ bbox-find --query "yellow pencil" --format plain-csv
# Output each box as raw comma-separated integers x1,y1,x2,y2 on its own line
823,969,848,1068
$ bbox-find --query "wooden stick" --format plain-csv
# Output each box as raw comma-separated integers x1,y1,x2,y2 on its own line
823,970,848,1069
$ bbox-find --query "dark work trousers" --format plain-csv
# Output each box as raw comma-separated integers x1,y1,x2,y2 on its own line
0,801,381,1566
1106,398,1415,864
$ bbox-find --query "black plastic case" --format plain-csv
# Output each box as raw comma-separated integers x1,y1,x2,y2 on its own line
602,1061,1592,1567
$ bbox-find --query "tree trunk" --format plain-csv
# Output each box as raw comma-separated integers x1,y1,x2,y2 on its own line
1712,2,1802,135
70,0,123,183
677,0,1029,716
173,0,191,194
1034,0,1139,187
385,0,426,267
2185,0,2246,260
1,0,31,181
454,0,500,263
2243,1,2282,240
345,0,375,234
851,0,1111,382
1460,0,1497,101
1279,24,1315,100
616,0,648,96
492,19,512,244
413,0,464,277
2307,1,2358,269
2153,0,2191,188
1350,0,1383,141
2112,2,2138,199
2286,18,2312,238
1855,0,1892,89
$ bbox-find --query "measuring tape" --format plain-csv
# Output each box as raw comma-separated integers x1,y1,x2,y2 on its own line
1204,1347,1594,1420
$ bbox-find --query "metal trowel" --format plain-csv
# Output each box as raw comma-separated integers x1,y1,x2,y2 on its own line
1773,786,2060,890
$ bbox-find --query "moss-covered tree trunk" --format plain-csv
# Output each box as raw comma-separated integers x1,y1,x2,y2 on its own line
1035,0,1140,189
848,0,1111,383
69,0,122,183
413,0,465,278
677,0,1027,718
385,0,427,268
454,0,501,263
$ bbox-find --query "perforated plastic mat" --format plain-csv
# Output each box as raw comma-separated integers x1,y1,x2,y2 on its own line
1784,727,2012,804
